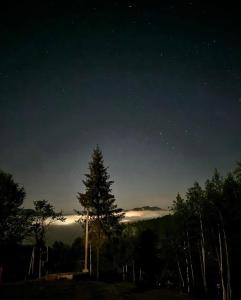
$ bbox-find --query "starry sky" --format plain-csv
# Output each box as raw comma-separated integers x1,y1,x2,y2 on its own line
1,1,241,212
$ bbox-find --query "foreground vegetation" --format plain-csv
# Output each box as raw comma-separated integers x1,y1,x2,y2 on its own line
1,280,195,300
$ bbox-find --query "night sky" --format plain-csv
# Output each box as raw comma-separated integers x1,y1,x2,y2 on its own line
1,1,241,212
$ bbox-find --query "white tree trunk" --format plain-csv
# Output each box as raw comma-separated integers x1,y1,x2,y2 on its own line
184,240,190,293
218,227,227,300
199,212,207,294
122,265,125,281
83,209,89,273
186,231,195,286
38,248,42,279
177,257,185,290
132,260,135,283
89,243,92,276
223,228,231,300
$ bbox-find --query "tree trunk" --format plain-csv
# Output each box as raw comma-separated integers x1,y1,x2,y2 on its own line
184,240,190,293
139,267,142,281
38,247,42,279
89,243,92,276
83,209,89,273
199,212,207,294
28,247,35,278
96,246,100,281
218,227,227,300
186,230,195,287
132,260,135,283
122,265,125,281
218,210,231,300
177,256,185,290
223,228,231,300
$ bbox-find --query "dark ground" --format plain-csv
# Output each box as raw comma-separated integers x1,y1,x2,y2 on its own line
0,280,196,300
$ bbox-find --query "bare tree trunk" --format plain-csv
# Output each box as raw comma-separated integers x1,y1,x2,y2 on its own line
28,247,35,278
218,210,231,300
186,231,195,286
44,246,49,278
199,212,208,294
223,228,231,300
122,265,125,281
184,240,190,294
132,260,135,283
139,267,142,281
177,256,185,290
218,227,227,300
38,248,42,279
83,209,89,273
96,246,100,281
89,243,92,276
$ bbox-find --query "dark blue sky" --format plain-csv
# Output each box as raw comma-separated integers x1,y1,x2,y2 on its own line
0,1,241,211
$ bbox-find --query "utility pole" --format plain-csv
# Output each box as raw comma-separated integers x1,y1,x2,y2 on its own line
83,209,89,273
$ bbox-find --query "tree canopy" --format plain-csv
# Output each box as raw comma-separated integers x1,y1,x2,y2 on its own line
0,170,28,244
29,199,65,247
77,146,123,233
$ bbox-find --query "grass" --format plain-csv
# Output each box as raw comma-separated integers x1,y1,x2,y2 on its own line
1,280,196,300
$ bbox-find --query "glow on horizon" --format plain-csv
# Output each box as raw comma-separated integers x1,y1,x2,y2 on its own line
52,209,170,226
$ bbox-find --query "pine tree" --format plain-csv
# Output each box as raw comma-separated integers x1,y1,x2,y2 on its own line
77,146,123,280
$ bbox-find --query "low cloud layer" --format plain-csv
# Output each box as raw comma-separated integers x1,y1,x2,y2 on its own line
54,209,169,226
123,209,169,222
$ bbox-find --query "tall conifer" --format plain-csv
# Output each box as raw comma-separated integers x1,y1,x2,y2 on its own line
77,146,123,279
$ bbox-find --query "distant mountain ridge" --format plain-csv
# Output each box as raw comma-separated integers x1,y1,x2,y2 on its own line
130,206,166,211
63,206,165,215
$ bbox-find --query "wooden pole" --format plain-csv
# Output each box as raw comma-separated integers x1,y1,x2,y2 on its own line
83,209,89,273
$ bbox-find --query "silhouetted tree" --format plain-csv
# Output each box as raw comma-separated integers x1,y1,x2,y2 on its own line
77,146,123,280
0,170,29,244
234,161,241,183
170,166,241,299
30,200,65,247
28,200,65,278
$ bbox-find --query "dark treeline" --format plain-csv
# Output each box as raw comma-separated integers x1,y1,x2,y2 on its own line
0,170,65,281
0,160,241,300
109,165,241,300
